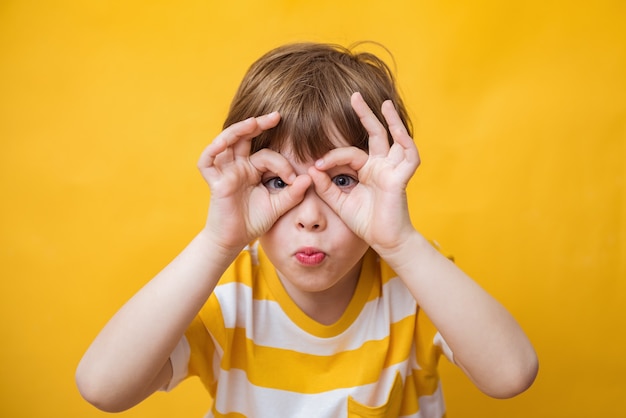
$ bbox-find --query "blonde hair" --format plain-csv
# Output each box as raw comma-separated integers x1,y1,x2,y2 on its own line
224,42,412,161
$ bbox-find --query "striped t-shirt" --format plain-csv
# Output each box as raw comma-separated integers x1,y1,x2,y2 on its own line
167,244,452,417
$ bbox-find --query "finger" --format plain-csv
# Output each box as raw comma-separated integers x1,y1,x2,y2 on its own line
307,166,345,214
198,112,280,169
270,174,311,215
231,112,281,159
198,118,255,169
381,101,418,152
313,146,368,172
249,148,297,184
351,92,389,157
379,101,420,172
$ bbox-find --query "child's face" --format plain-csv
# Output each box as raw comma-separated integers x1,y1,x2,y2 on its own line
258,143,369,299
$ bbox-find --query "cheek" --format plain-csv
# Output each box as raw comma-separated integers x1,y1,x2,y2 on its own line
332,222,368,252
351,237,370,256
259,218,286,248
328,215,357,237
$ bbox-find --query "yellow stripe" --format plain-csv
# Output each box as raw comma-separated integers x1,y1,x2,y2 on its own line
399,369,441,415
213,411,246,418
365,254,397,303
347,372,403,417
217,250,254,286
415,308,441,370
198,294,227,350
186,315,217,391
220,315,416,393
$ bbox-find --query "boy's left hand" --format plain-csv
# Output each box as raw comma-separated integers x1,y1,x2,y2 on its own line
309,92,420,254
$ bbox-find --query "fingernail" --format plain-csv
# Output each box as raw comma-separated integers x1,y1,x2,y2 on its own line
315,159,324,168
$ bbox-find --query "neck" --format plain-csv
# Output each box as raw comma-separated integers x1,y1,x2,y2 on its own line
278,262,362,326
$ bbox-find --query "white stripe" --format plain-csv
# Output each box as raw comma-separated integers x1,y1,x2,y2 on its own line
213,368,350,418
162,336,190,391
434,331,454,363
204,364,446,418
213,276,417,355
349,358,411,405
399,382,447,418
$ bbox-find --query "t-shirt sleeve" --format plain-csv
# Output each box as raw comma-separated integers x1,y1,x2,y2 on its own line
161,335,191,392
159,249,252,393
415,309,453,369
433,330,454,363
160,307,221,392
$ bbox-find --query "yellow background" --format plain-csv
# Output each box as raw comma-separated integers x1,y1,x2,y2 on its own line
1,1,624,417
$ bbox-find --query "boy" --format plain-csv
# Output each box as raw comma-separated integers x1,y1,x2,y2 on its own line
76,42,538,417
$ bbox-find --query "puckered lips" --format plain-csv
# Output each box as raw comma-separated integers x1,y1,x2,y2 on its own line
294,247,326,266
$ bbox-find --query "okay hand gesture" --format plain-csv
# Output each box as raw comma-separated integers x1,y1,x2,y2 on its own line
198,113,311,253
309,92,420,254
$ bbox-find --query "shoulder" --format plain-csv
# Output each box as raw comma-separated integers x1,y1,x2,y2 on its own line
218,242,262,287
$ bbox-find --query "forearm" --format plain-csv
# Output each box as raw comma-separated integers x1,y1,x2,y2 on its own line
76,230,241,411
376,232,538,398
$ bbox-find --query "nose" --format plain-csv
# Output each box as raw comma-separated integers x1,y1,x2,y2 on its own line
295,188,327,231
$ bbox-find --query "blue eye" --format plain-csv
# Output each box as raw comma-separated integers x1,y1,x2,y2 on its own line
263,177,287,191
332,174,357,190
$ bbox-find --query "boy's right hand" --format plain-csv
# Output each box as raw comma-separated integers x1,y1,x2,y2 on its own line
198,112,311,254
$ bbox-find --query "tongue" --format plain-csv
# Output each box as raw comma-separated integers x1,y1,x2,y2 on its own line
295,252,325,265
